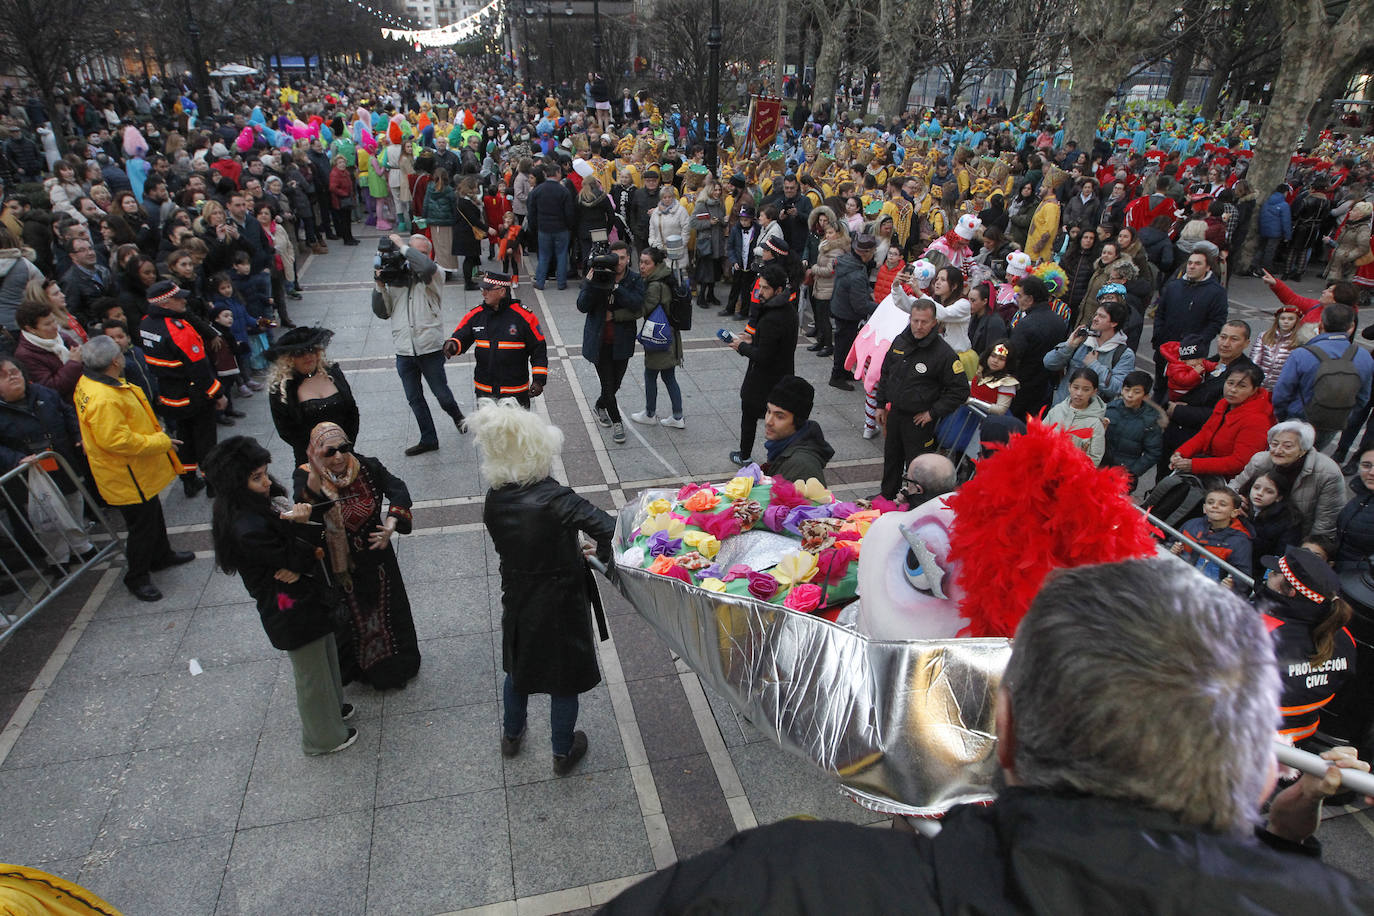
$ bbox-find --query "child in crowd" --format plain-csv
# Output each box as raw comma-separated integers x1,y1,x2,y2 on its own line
1248,305,1302,390
1043,367,1107,466
1173,486,1253,582
1103,369,1165,492
231,252,275,372
496,211,522,285
1242,471,1303,582
207,303,247,424
1160,336,1215,401
210,272,261,396
484,180,514,261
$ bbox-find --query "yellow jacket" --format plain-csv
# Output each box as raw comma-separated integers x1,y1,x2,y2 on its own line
1025,199,1060,263
74,371,183,505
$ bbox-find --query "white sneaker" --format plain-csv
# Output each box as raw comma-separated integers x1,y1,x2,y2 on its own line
630,411,656,425
863,427,879,440
659,416,686,429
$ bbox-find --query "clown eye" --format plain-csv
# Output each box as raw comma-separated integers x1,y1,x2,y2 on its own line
901,532,948,599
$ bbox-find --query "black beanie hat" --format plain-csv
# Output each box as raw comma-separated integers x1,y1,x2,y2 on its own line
767,375,814,425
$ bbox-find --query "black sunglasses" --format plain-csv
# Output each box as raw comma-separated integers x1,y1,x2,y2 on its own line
901,476,923,494
321,443,354,458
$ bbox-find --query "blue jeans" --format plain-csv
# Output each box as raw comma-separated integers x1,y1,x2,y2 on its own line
644,367,683,418
502,673,579,755
535,229,570,288
396,350,464,446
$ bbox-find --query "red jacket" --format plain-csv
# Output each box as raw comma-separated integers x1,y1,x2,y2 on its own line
1267,278,1323,325
1176,387,1274,477
328,166,355,209
483,192,513,230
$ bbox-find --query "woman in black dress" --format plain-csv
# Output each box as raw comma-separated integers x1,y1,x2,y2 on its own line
294,422,420,689
267,327,360,466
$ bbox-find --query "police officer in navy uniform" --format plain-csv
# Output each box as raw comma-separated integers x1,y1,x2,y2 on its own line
139,280,225,496
1258,546,1357,747
444,271,549,409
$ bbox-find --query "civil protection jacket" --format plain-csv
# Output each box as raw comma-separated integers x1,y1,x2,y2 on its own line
448,298,550,397
139,303,222,417
73,370,182,505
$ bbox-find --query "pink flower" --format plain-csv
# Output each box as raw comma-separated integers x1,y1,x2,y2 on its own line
767,477,808,509
746,570,778,601
815,544,857,584
782,584,822,613
276,592,296,611
689,511,743,541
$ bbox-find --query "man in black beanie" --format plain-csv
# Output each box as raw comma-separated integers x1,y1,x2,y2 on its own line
761,375,835,484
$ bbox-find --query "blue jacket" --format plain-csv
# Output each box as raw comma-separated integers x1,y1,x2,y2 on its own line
1044,331,1136,402
1257,191,1292,241
577,271,646,363
1272,332,1374,423
212,293,253,344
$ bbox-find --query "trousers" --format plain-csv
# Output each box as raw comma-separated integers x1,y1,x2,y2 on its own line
396,350,465,446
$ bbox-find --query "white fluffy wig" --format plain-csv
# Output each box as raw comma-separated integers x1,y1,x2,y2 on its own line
470,398,564,488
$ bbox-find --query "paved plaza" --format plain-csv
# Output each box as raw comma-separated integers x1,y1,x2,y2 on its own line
1,231,1371,914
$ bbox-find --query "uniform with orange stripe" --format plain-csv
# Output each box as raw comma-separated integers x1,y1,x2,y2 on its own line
1257,547,1357,744
139,281,223,487
445,272,548,406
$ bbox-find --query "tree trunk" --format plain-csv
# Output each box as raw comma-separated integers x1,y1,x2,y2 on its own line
1165,43,1196,105
879,62,912,120
775,0,787,96
1010,67,1030,114
1199,67,1227,121
1064,74,1117,151
810,0,851,116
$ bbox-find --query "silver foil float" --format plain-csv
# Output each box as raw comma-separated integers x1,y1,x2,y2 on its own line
611,492,1010,817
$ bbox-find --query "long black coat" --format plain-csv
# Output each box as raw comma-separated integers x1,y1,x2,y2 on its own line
484,477,615,696
738,290,798,412
268,363,360,467
452,197,486,257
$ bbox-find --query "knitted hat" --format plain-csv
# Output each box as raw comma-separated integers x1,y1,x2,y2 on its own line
766,375,814,425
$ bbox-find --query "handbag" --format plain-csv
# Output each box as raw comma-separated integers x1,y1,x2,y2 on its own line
459,207,486,242
26,464,80,537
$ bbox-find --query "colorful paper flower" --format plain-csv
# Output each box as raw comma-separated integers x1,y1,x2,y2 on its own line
721,564,755,582
699,577,728,592
772,550,818,587
763,503,791,533
647,530,683,557
690,511,743,541
828,501,860,520
815,544,857,584
746,570,779,600
782,583,822,612
662,563,692,584
722,476,755,501
682,489,722,512
796,478,832,503
767,477,809,509
784,504,834,535
731,498,763,530
675,482,706,501
739,463,765,484
682,531,721,559
641,514,686,538
647,555,678,575
646,498,672,516
871,496,903,513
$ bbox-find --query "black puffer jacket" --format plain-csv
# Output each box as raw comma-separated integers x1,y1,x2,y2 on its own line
484,477,615,696
1336,476,1374,565
874,327,969,418
604,788,1374,914
828,252,874,322
1009,302,1068,419
738,290,798,411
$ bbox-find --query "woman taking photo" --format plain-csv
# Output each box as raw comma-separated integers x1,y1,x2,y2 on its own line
807,220,848,357
267,327,359,467
294,422,419,690
575,176,615,271
204,436,357,756
472,399,616,775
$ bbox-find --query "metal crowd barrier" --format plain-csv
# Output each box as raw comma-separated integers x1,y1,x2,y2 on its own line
1145,509,1257,591
0,451,125,648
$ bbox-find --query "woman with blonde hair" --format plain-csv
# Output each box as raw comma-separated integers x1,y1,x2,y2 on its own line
471,399,615,775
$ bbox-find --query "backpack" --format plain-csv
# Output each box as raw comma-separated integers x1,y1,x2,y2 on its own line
1303,342,1362,431
636,302,672,352
658,276,693,331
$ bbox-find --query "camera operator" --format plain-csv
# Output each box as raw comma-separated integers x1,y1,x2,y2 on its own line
444,271,549,409
576,241,644,444
373,233,468,457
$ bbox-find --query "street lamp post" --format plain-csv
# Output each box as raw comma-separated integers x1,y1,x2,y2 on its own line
182,0,212,114
592,0,602,74
704,0,721,172
546,2,557,89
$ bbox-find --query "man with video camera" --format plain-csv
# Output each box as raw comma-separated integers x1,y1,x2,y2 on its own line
576,240,645,444
373,233,468,457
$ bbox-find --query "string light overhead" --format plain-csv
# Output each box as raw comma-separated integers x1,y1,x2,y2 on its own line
339,0,426,30
380,0,503,46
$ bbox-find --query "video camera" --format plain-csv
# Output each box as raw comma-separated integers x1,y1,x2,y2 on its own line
585,241,619,294
375,238,411,287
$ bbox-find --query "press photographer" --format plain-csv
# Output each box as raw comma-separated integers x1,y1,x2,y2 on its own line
372,233,469,457
576,241,645,444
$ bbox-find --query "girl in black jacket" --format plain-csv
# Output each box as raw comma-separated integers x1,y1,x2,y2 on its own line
1244,470,1304,582
204,436,357,756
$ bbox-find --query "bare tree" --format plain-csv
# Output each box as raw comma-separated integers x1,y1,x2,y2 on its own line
1238,0,1374,265
643,0,768,115
986,0,1070,113
0,0,121,134
929,0,995,106
876,0,936,119
1193,0,1282,119
807,0,856,116
1062,0,1177,147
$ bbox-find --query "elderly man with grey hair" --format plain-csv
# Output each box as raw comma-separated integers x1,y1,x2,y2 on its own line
603,557,1374,912
74,334,194,602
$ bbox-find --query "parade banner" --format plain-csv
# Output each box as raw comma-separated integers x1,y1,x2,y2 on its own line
748,96,783,154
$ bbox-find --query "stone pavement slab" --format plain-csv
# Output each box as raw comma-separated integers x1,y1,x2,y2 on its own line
3,229,1370,916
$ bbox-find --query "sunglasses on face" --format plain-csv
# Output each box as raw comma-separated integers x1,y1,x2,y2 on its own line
321,443,354,458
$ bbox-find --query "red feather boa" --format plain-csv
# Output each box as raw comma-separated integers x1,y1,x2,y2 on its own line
946,419,1156,638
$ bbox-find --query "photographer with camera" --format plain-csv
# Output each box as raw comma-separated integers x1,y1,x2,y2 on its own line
444,271,549,408
577,241,644,445
373,233,468,457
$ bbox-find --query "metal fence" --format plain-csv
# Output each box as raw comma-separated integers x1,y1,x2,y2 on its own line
0,451,125,648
